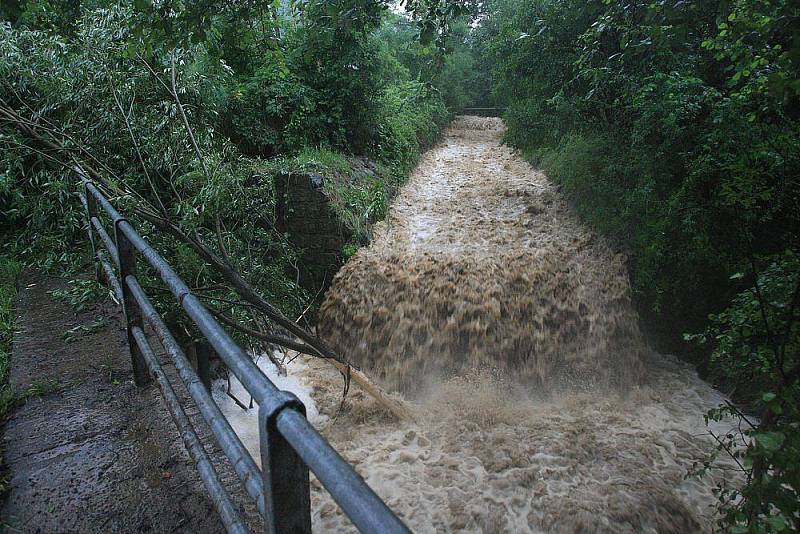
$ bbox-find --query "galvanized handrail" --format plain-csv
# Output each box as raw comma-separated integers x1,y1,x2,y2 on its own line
80,175,410,534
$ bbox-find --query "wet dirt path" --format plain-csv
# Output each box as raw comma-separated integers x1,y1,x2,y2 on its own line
0,272,255,532
296,117,741,531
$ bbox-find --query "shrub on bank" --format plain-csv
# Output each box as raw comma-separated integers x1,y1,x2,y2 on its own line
1,4,449,314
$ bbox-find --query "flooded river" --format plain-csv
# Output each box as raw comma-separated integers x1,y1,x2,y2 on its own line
218,117,739,532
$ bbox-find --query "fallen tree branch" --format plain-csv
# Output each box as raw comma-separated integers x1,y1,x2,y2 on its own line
207,305,414,420
1,92,415,421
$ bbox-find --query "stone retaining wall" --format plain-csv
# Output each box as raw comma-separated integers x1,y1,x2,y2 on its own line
275,171,351,294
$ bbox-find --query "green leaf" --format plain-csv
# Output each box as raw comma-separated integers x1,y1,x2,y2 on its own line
754,431,785,452
766,515,788,531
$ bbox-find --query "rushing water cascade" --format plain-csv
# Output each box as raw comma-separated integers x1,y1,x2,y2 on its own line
319,117,647,395
220,117,740,532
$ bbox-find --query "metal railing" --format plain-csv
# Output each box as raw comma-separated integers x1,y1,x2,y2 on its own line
80,174,409,534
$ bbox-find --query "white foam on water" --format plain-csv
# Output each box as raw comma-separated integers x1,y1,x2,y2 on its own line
212,353,327,466
298,355,742,533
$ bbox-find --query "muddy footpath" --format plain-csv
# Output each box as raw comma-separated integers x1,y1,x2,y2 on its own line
0,272,257,532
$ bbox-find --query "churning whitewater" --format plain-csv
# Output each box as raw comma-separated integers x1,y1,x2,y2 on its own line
319,116,647,395
220,117,739,532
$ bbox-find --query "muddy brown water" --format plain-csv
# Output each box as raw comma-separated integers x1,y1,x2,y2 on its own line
319,116,646,395
2,118,741,532
295,117,739,531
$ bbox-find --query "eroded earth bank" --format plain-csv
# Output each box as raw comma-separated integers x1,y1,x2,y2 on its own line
221,117,740,532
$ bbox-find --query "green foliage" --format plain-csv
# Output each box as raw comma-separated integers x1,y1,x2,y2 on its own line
23,378,63,398
374,80,449,170
482,0,800,346
1,7,227,268
701,0,800,107
272,147,353,177
0,256,22,420
0,0,451,344
690,253,799,531
223,61,321,158
377,12,491,111
48,279,109,312
342,242,359,261
692,254,799,400
62,318,107,343
324,162,389,242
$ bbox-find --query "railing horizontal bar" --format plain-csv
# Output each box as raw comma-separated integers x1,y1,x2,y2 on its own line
126,275,266,516
131,326,249,534
84,181,124,223
97,250,123,303
114,219,279,404
91,216,120,267
276,410,410,534
82,176,409,532
84,175,278,403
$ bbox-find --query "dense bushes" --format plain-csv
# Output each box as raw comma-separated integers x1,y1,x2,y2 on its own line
479,0,799,529
0,1,451,303
223,62,322,158
374,80,448,171
692,252,800,531
481,0,799,351
376,12,492,112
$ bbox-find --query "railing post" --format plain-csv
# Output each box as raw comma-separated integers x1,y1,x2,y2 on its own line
115,219,151,386
83,184,102,282
259,399,311,534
